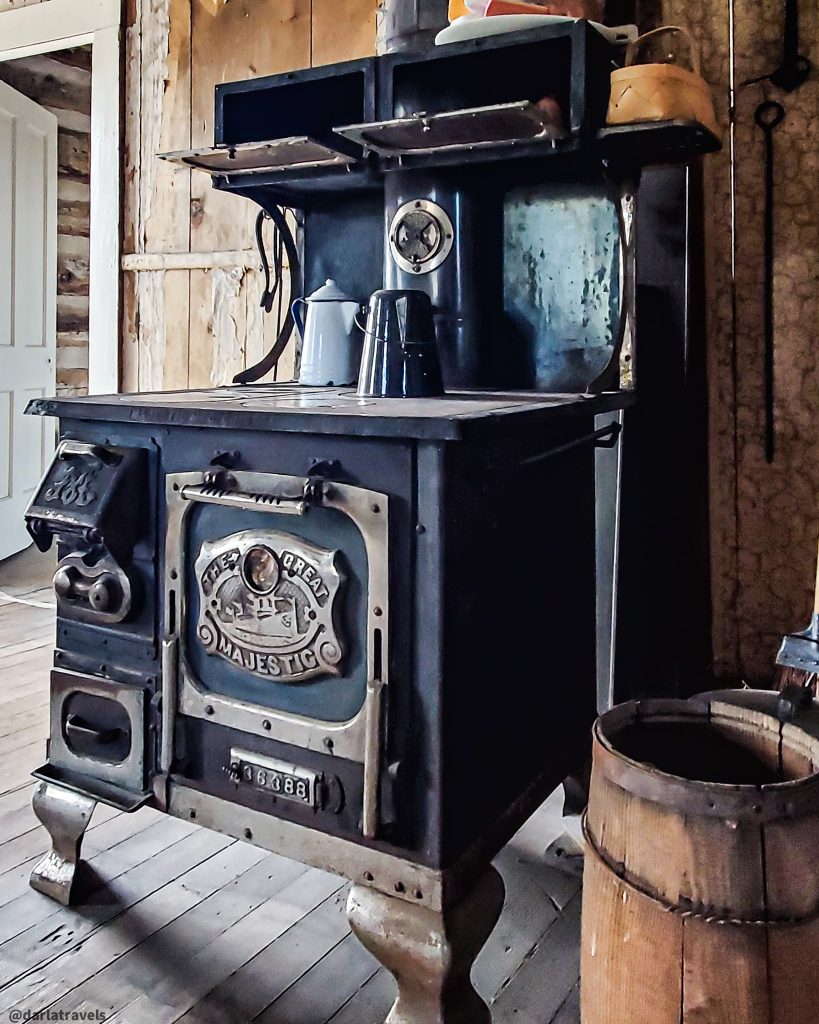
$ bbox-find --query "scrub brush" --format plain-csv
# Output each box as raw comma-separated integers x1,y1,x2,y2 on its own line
776,534,819,715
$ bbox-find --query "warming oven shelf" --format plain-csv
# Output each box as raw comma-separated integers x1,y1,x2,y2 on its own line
205,121,720,206
597,119,722,166
334,101,566,157
159,136,363,176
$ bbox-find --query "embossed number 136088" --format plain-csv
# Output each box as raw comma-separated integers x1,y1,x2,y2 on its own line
241,762,311,803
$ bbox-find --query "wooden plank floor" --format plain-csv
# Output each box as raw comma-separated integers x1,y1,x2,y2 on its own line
0,546,582,1024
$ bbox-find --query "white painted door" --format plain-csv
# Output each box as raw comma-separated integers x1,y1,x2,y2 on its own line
0,79,58,561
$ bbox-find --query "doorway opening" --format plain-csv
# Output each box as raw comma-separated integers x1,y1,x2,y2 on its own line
0,0,120,568
0,47,92,399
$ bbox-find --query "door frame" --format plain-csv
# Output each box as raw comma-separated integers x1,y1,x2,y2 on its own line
0,0,121,395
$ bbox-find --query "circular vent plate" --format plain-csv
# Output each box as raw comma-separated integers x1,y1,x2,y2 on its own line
389,199,454,275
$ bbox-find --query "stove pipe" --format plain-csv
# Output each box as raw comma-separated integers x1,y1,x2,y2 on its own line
376,0,450,54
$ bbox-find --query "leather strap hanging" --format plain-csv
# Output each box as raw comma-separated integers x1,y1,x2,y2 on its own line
233,204,301,385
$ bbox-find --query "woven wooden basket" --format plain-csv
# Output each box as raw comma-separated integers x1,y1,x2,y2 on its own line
607,26,718,134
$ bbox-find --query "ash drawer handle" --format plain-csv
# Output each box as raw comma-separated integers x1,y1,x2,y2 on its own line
65,714,123,746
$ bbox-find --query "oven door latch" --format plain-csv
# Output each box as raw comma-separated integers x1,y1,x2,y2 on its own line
186,472,326,516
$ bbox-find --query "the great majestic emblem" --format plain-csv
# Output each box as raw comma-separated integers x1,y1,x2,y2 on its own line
194,530,344,683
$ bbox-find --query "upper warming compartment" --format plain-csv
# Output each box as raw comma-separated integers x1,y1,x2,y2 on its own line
336,21,610,170
217,60,374,147
159,58,378,197
157,22,720,207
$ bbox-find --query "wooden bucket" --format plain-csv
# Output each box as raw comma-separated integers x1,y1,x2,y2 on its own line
582,693,819,1024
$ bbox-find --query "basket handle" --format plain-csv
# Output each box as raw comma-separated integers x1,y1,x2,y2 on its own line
626,25,702,76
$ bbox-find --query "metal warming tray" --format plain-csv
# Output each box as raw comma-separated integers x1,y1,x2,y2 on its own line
158,136,361,176
335,100,565,156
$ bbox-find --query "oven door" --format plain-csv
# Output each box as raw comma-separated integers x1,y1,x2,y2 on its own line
163,470,388,837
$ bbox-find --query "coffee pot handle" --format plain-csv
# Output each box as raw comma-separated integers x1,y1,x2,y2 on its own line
291,298,307,338
354,308,368,334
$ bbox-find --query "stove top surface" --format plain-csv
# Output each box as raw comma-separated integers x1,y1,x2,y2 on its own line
29,384,631,440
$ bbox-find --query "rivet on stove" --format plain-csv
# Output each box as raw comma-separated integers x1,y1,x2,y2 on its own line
263,720,271,731
371,504,380,514
244,828,253,840
415,890,423,900
205,705,215,716
415,524,426,535
364,871,374,882
374,607,382,617
189,809,197,819
394,881,406,894
324,737,334,751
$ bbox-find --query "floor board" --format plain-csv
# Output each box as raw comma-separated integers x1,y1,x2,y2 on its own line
0,545,582,1023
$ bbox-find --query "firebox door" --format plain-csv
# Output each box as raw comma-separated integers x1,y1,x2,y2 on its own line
163,470,389,838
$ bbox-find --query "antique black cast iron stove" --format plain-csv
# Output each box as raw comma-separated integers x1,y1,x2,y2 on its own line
26,387,620,864
23,21,717,1023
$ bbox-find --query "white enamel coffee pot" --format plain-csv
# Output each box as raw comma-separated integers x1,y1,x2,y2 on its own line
292,279,361,387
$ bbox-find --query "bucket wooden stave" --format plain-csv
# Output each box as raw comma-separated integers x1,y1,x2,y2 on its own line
582,693,819,1024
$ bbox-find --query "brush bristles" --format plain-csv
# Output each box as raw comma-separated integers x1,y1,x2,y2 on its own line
775,665,819,695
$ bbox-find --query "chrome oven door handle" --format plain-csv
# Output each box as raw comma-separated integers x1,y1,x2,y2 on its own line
179,479,323,516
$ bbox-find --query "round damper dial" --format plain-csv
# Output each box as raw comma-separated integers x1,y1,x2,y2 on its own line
389,199,454,276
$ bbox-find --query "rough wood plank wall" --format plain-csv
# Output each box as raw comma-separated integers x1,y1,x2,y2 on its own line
641,0,818,683
121,0,378,393
0,47,92,395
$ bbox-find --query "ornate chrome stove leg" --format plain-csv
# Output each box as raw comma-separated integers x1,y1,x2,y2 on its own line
347,867,505,1024
30,781,97,905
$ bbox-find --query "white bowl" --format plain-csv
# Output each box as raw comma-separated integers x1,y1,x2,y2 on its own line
435,14,638,47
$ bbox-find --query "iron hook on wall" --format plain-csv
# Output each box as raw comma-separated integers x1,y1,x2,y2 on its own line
739,0,809,462
741,0,812,92
754,100,786,464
